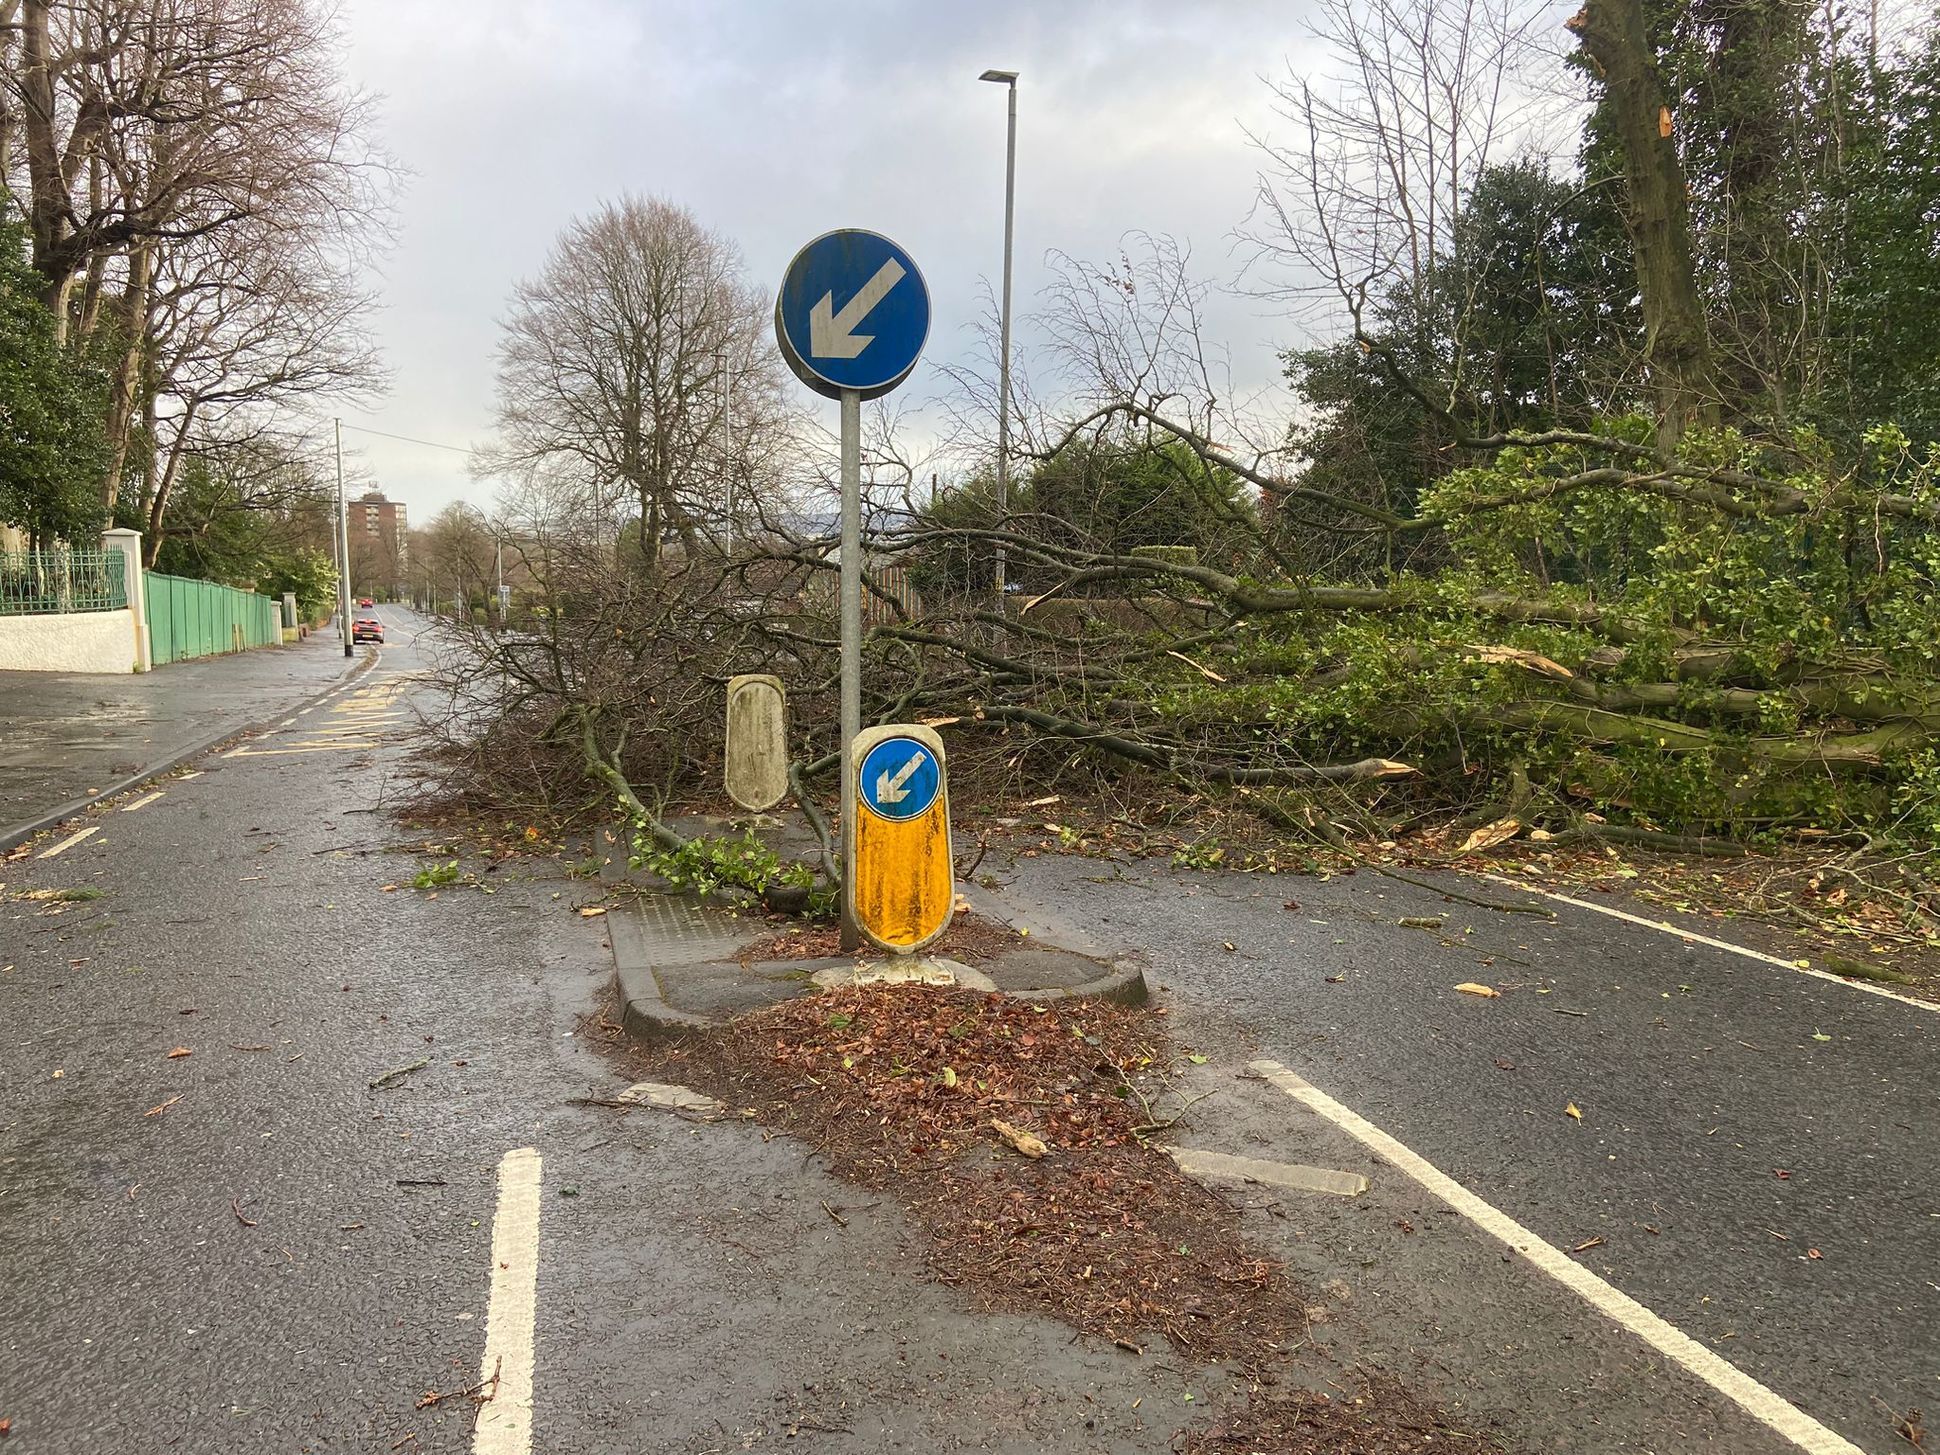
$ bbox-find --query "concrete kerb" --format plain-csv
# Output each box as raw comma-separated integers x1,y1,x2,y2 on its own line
0,645,380,854
609,899,718,1041
596,818,1150,1040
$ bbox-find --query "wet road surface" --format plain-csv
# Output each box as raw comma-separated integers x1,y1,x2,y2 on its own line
6,605,1933,1454
1019,851,1939,1454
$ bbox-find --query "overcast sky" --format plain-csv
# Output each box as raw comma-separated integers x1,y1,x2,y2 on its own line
330,0,1354,521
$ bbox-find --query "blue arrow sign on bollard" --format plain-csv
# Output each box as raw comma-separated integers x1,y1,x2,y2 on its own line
774,230,930,401
858,734,941,823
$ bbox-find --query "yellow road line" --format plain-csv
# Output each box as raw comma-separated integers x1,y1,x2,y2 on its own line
119,792,164,813
225,742,381,756
39,826,99,859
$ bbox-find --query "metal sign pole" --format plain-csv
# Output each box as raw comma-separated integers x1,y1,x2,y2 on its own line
773,231,929,954
839,387,863,950
335,417,352,658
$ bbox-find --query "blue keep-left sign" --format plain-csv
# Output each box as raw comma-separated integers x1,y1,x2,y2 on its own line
775,229,929,400
858,733,941,822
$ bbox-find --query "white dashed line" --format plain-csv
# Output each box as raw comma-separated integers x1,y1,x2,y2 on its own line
1475,872,1937,1014
1249,1058,1867,1455
119,792,164,813
38,825,99,859
473,1147,542,1455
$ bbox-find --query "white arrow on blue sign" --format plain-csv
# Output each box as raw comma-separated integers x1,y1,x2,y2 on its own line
858,734,941,822
774,229,930,401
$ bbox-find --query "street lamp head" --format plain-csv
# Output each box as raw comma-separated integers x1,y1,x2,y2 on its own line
979,68,1018,84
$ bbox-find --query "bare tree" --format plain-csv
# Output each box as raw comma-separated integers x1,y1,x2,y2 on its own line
1245,0,1559,386
137,213,382,561
482,195,788,573
3,0,391,507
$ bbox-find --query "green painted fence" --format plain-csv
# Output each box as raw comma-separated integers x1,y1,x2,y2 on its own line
145,572,282,666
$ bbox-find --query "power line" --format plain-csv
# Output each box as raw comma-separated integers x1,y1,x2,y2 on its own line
337,420,475,455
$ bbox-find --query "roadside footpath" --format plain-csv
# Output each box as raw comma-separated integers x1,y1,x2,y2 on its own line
0,627,370,849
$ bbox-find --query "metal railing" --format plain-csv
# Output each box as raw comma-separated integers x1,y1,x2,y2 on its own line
0,549,128,616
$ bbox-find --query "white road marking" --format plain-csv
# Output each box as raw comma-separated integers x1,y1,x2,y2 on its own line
38,825,99,859
1249,1058,1867,1455
1476,872,1937,1014
119,792,164,813
1167,1145,1367,1197
473,1146,542,1455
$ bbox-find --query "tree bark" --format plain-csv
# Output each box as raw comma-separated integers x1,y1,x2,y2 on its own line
99,243,153,512
1573,0,1719,451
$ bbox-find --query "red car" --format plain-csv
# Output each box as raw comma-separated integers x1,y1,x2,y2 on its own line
358,596,375,607
352,616,384,644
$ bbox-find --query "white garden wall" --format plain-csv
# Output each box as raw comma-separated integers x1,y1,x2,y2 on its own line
0,609,140,673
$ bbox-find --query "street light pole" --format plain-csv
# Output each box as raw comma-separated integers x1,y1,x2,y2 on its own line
334,417,352,657
980,68,1018,610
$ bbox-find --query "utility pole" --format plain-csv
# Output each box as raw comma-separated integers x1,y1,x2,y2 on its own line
980,68,1019,609
334,417,352,657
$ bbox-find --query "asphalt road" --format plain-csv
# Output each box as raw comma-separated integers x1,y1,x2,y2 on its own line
1015,851,1940,1454
0,609,1202,1455
6,606,1933,1454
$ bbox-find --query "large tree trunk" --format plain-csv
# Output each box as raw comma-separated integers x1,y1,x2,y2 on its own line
1573,0,1719,452
16,0,76,332
99,243,153,512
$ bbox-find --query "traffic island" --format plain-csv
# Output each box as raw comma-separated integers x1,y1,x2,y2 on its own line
595,983,1512,1454
607,874,1148,1041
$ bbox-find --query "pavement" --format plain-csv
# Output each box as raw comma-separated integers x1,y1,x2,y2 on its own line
0,624,366,847
3,602,1934,1455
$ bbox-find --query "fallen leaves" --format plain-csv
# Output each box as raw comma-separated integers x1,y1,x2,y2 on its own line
577,905,608,918
165,1046,192,1059
1564,1102,1583,1121
1453,982,1500,998
992,1118,1050,1159
643,987,1299,1366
